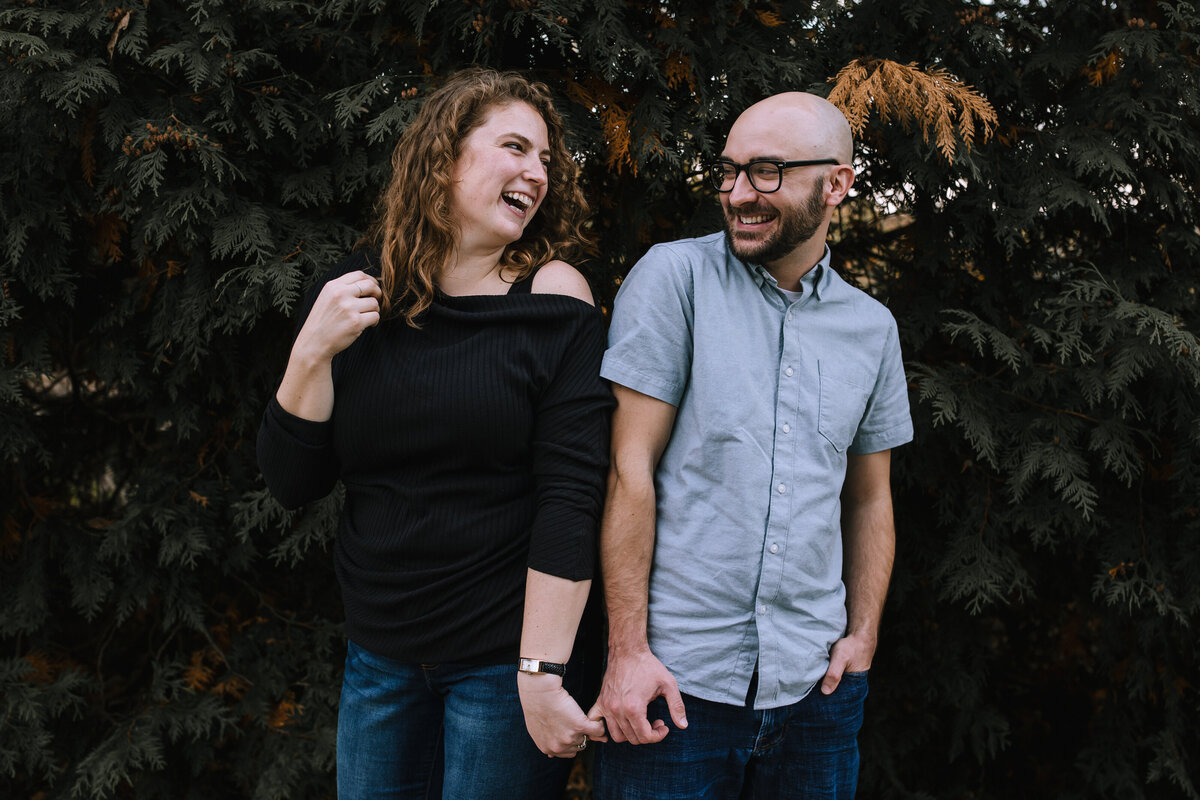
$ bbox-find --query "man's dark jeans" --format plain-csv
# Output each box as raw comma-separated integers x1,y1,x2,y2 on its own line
594,673,869,799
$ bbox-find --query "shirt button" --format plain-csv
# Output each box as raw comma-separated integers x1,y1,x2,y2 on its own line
758,605,767,615
785,367,794,377
777,483,787,494
769,543,779,554
786,312,792,322
782,423,791,434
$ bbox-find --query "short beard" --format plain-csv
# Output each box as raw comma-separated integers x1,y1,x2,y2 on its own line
723,175,826,264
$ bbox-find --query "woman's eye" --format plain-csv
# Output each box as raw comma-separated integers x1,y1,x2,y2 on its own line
505,142,525,152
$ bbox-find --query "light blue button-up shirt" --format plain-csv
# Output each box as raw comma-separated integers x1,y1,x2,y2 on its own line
601,232,913,710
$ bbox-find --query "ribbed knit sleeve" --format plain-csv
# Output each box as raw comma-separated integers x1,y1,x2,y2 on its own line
257,396,340,510
528,308,612,580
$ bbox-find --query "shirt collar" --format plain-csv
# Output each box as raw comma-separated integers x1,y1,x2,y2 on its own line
740,244,833,303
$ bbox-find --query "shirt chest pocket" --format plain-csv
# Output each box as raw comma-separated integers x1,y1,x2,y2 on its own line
817,360,873,453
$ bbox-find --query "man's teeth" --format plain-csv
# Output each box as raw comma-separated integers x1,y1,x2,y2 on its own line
503,192,533,210
739,214,772,224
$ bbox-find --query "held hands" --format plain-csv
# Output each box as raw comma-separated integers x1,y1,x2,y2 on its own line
292,270,382,364
588,646,687,745
518,673,607,758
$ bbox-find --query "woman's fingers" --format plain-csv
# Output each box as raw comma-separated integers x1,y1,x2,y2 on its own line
548,715,606,757
293,273,383,361
339,271,381,299
519,681,608,758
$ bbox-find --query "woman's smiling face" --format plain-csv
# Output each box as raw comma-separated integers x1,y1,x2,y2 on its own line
449,101,551,253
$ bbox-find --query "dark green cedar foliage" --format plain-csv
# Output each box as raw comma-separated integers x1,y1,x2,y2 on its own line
830,4,1200,799
1,1,1196,798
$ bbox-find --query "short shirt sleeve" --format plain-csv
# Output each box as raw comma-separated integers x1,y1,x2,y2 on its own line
848,317,914,455
600,244,695,406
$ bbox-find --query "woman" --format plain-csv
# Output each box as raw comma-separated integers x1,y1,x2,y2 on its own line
257,68,611,799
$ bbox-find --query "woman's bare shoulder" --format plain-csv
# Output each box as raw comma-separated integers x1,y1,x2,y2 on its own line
530,260,595,306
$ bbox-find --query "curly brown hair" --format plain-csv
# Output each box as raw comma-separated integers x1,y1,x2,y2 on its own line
363,67,591,326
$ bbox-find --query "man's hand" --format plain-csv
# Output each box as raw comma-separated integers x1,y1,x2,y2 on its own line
820,631,876,695
589,647,687,744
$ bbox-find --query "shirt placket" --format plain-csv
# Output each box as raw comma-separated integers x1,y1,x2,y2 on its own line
753,289,804,707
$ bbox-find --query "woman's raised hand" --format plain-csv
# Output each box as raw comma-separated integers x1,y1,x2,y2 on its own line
275,270,382,422
292,270,383,363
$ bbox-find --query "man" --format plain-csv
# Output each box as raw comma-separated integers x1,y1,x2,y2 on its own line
589,92,914,799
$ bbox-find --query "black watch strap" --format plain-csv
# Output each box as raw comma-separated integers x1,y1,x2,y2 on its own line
517,657,566,676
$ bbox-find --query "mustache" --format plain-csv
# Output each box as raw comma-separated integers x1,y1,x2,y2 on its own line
727,204,776,216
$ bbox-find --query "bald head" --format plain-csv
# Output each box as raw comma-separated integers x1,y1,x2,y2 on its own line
726,92,853,165
718,92,856,279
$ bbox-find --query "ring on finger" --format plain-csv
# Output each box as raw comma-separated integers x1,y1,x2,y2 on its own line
577,737,588,751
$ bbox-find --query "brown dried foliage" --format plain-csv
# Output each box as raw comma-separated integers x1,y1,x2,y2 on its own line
92,213,126,263
828,58,998,161
1086,48,1123,87
566,78,636,174
664,51,694,91
267,691,303,728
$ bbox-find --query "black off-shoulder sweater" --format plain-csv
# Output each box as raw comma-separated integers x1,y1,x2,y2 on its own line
256,253,612,664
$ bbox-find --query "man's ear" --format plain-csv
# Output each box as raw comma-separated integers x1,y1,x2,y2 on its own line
826,164,856,206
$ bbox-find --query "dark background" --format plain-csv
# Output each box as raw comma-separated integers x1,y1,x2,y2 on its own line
2,1,1197,798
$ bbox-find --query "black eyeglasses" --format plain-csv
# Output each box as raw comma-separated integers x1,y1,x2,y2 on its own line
706,158,840,193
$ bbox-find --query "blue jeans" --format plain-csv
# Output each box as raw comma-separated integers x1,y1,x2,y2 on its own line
337,640,571,800
593,673,869,799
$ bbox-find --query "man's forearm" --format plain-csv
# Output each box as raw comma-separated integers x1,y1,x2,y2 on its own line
841,450,896,645
601,467,658,654
841,495,895,643
598,383,677,655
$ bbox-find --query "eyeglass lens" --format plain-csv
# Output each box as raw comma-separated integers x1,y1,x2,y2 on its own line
710,162,783,193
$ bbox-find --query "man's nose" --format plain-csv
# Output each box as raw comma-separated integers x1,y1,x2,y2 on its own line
728,170,759,205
